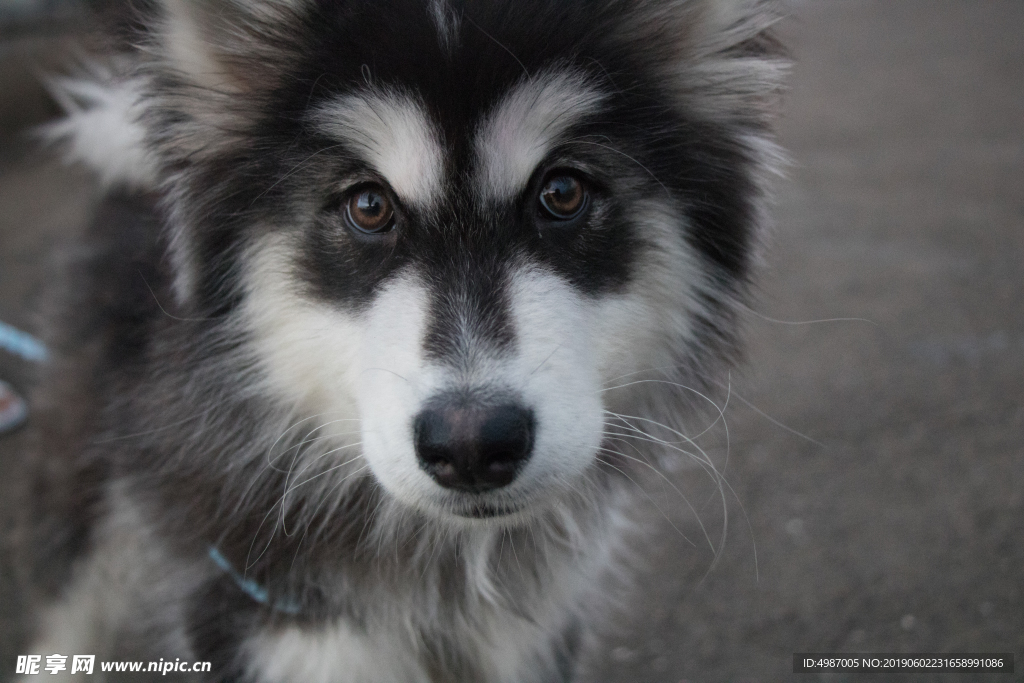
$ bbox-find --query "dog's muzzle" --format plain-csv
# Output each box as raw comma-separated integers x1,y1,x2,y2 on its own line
414,396,535,493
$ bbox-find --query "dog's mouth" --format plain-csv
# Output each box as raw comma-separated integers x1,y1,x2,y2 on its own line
433,489,537,520
449,501,523,519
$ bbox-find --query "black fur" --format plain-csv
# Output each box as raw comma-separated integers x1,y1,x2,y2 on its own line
160,0,766,317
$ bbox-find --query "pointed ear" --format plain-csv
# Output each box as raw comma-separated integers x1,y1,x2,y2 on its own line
616,0,788,127
157,0,309,94
160,0,237,93
688,0,785,56
147,0,314,161
688,0,789,122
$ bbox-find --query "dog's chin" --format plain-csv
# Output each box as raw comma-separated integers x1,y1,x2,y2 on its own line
402,488,549,527
447,499,525,520
431,494,533,526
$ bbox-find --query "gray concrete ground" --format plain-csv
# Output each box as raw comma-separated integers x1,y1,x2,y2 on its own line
1,1,1022,681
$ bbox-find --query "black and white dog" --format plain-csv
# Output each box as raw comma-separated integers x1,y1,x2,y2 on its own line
18,0,786,680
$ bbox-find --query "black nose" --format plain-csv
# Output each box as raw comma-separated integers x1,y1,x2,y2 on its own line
414,402,535,493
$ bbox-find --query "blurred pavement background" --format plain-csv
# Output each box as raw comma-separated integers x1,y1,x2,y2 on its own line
1,1,1022,681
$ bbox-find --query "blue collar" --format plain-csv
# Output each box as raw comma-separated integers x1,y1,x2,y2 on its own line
208,547,302,615
0,321,48,362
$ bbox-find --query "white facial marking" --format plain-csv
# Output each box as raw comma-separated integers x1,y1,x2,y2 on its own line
475,69,605,202
353,274,449,508
315,90,445,208
590,202,706,388
502,267,606,491
242,234,363,437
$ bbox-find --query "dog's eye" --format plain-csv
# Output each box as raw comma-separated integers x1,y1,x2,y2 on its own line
538,174,587,221
345,185,395,234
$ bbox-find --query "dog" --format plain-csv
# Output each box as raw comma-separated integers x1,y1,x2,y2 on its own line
16,1,787,680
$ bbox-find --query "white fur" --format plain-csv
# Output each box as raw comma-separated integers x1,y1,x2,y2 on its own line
351,274,450,511
591,201,708,384
501,268,606,494
475,70,605,202
242,233,364,428
245,622,427,683
41,76,159,190
315,90,446,209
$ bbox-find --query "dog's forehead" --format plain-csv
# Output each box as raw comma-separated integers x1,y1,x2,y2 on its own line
314,90,445,208
304,1,611,209
312,72,604,209
473,70,606,203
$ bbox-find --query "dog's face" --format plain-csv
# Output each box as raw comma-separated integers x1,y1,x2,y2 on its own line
140,0,783,523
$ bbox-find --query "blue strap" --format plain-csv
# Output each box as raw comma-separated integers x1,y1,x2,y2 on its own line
0,322,48,363
208,547,302,615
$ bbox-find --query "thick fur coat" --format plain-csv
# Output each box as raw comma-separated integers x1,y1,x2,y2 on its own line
16,1,787,681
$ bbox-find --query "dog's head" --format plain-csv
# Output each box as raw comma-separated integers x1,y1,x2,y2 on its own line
74,0,785,523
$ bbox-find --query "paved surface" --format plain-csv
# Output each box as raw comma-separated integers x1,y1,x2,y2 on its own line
1,1,1022,681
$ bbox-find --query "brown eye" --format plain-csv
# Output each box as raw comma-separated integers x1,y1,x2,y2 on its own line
538,174,587,220
345,185,395,234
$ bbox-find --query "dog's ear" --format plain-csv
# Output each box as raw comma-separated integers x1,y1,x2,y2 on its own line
614,0,788,127
145,0,313,162
157,0,309,95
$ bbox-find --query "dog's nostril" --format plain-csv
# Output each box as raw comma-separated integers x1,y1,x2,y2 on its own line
414,403,534,493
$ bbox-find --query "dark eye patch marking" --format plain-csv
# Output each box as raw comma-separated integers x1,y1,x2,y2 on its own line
190,0,761,352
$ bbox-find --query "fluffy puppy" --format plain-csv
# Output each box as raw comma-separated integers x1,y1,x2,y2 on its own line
18,1,787,681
